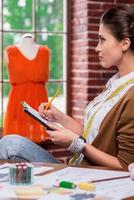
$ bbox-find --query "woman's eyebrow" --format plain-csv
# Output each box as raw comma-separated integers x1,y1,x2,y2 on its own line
98,35,102,39
98,34,103,38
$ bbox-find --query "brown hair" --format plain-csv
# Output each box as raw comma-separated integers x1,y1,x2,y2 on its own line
101,5,134,52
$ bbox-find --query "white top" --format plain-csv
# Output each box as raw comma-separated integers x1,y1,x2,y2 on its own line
84,71,134,144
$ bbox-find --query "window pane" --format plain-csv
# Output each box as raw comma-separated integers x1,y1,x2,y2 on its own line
3,33,23,80
0,0,67,130
3,0,33,31
36,34,63,80
46,82,66,113
0,0,2,30
3,82,10,119
0,83,2,127
0,32,2,81
3,82,10,101
36,0,63,32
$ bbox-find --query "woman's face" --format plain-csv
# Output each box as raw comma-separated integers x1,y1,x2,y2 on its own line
95,23,123,69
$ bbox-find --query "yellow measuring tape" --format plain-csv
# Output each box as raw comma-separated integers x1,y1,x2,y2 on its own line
68,78,134,165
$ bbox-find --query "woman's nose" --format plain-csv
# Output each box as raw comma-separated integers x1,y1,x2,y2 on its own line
95,43,100,52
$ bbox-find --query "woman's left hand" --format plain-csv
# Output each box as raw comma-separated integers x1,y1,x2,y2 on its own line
46,122,78,147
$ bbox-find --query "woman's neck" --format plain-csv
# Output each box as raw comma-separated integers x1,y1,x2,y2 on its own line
118,51,134,77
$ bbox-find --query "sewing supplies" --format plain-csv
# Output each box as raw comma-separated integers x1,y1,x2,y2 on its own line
15,185,44,197
9,163,33,185
58,181,76,189
56,181,95,191
77,182,95,191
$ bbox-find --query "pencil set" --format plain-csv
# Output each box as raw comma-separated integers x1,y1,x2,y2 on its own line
9,163,33,185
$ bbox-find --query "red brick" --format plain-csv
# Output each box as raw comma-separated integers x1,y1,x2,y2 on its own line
87,3,102,9
72,25,88,33
72,63,89,69
71,55,88,62
87,10,104,17
88,17,100,24
71,40,89,47
116,0,134,3
89,0,115,2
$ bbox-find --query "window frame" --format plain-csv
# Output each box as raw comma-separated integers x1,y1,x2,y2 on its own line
0,0,69,132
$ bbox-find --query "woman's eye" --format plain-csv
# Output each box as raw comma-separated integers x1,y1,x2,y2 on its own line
100,37,105,41
98,37,105,45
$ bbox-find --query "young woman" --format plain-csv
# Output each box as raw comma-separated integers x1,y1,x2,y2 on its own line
1,5,134,169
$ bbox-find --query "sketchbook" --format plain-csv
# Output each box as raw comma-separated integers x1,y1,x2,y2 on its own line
21,101,54,131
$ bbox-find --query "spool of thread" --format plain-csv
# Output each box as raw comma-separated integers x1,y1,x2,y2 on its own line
9,163,33,185
59,181,76,189
77,182,95,191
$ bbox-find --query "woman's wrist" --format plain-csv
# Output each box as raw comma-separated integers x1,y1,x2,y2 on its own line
55,111,68,125
68,136,87,155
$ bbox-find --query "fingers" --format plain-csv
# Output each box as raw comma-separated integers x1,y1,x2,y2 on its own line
47,123,62,137
47,122,61,132
47,130,62,144
47,131,55,143
51,138,55,143
38,102,48,113
39,102,52,119
47,122,56,130
47,130,56,143
41,109,51,119
39,102,59,123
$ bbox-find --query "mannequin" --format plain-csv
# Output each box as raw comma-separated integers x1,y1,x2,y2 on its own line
16,34,39,60
5,33,40,63
3,33,50,143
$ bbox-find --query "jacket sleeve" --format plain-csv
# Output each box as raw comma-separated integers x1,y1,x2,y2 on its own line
117,89,134,168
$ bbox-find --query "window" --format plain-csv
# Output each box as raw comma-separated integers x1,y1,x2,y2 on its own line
0,0,67,129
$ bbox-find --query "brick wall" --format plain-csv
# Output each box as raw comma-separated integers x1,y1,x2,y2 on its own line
44,0,134,164
70,0,134,123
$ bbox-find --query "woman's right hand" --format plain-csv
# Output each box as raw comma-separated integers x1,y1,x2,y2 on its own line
38,103,62,123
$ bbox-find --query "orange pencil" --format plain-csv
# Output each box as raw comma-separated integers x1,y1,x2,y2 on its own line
44,89,60,111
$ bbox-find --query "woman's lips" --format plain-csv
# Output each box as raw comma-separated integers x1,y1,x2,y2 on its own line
99,56,103,60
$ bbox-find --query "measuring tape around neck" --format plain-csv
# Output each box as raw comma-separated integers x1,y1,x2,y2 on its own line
68,78,134,165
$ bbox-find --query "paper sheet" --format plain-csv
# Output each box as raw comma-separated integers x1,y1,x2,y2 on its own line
34,167,134,200
0,165,133,200
34,166,129,184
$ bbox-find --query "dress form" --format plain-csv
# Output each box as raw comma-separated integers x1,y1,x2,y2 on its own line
4,33,40,64
3,33,50,142
16,34,40,60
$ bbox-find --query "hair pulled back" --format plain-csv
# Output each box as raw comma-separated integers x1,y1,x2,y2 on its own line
101,5,134,52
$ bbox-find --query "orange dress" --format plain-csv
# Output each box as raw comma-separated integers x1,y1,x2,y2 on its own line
3,45,50,143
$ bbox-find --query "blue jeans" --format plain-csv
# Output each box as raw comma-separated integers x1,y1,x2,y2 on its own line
0,135,61,163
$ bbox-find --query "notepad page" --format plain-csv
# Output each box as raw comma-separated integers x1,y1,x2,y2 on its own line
23,102,48,124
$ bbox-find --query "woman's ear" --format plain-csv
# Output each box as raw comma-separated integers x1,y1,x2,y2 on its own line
122,37,131,51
